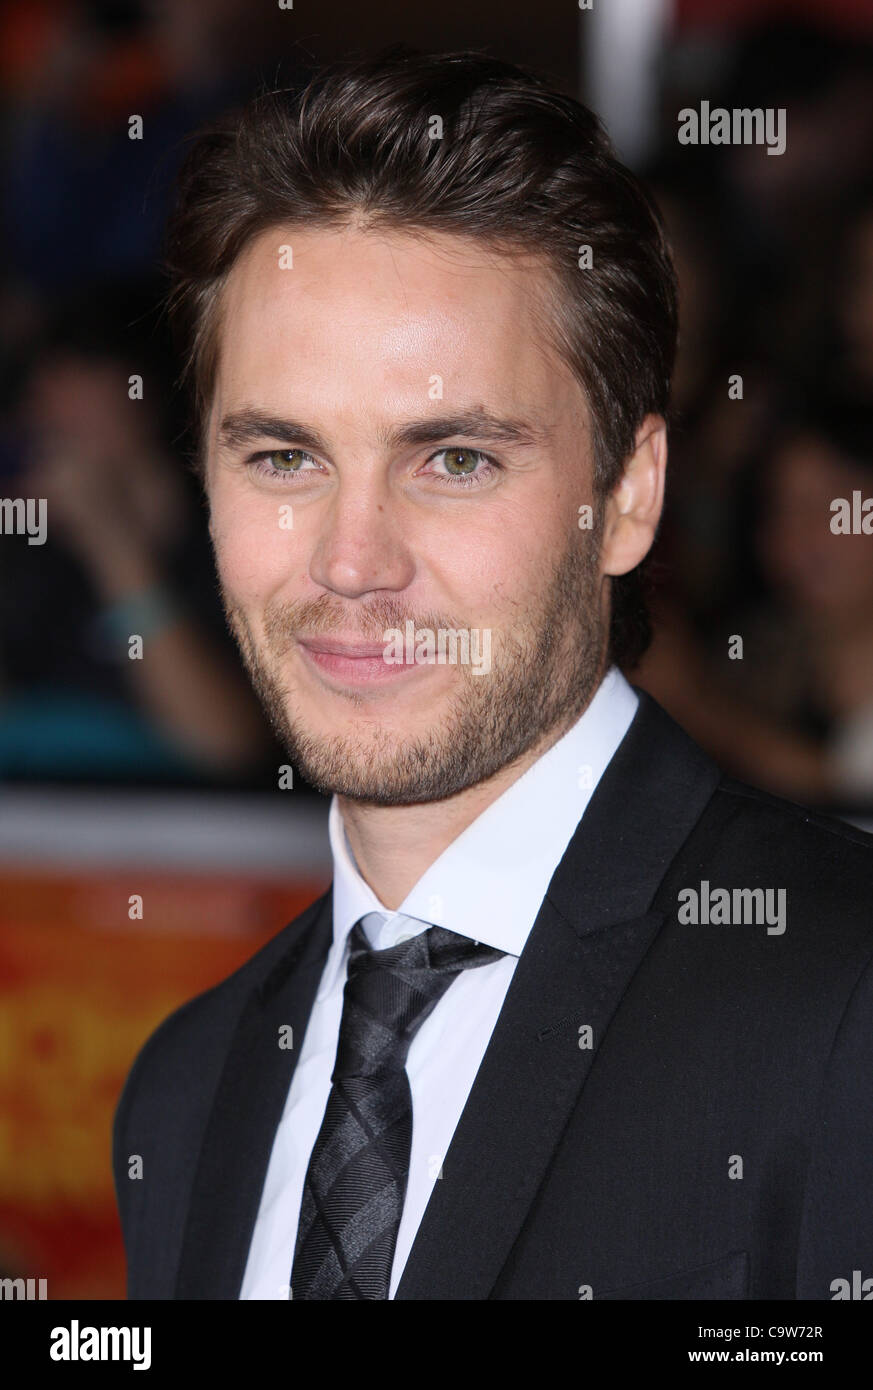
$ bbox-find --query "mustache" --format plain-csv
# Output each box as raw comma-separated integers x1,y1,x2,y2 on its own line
257,593,469,654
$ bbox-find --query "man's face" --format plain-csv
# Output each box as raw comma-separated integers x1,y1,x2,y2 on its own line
205,223,610,804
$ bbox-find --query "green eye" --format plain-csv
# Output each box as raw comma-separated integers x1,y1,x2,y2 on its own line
267,449,311,471
425,446,498,489
441,448,480,475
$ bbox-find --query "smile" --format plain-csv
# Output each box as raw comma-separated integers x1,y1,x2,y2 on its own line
296,636,432,688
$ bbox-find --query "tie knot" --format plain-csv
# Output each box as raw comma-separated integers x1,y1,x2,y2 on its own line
333,921,504,1080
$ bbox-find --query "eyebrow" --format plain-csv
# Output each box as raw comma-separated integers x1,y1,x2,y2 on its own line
215,407,549,455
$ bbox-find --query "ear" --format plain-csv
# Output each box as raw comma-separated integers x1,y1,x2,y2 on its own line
600,414,667,577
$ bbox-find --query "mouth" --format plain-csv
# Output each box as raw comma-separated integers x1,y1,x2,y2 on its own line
296,634,429,688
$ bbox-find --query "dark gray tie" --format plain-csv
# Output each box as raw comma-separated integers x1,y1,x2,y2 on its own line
290,919,505,1299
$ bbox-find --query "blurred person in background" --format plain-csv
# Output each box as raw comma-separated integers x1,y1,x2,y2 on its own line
1,0,296,293
637,393,873,809
0,303,271,778
831,181,873,396
746,397,873,802
635,21,873,812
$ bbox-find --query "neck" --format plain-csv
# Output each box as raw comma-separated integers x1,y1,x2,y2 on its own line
338,701,592,910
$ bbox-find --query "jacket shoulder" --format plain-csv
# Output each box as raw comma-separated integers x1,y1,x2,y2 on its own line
112,888,331,1293
678,775,873,963
712,775,873,880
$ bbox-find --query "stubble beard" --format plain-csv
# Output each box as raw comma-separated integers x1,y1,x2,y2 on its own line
220,519,609,806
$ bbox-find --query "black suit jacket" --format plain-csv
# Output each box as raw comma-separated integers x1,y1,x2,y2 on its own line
113,692,873,1299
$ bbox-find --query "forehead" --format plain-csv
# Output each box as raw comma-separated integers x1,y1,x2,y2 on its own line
210,222,583,428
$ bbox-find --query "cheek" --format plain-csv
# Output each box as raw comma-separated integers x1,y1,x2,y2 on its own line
430,506,558,620
208,485,301,604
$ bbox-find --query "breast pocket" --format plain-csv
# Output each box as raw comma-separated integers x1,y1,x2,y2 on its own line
596,1250,749,1300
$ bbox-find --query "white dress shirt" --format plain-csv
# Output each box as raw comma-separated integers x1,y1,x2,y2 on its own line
240,666,639,1299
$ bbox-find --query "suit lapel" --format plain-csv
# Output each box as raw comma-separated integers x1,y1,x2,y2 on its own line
174,889,333,1299
395,692,721,1299
395,899,666,1300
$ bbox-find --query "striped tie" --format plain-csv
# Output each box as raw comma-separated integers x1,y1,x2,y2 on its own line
290,919,504,1299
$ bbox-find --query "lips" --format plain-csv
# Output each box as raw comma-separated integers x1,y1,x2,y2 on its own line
296,633,423,687
297,636,404,659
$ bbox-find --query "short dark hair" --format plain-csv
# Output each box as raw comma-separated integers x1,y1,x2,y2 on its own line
164,47,678,668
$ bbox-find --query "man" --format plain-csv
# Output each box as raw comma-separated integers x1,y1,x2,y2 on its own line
113,49,873,1300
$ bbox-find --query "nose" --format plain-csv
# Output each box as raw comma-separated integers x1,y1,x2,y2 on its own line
308,474,416,600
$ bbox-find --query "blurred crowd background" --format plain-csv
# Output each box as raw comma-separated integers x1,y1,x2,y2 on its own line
1,0,872,1297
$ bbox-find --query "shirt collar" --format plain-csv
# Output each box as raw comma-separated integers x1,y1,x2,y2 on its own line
321,667,638,999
